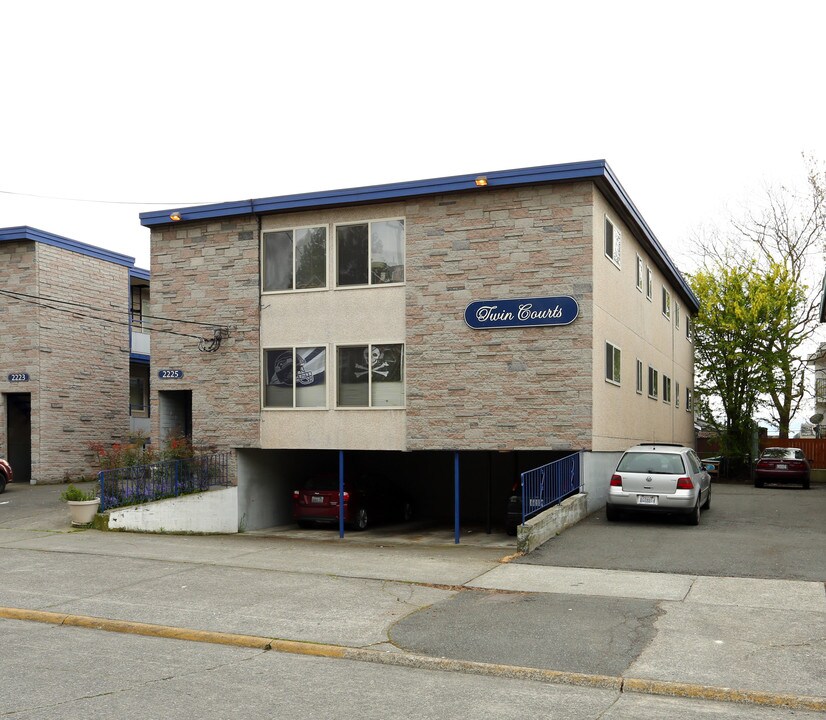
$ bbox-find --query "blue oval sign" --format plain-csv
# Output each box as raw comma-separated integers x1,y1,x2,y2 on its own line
8,373,30,382
157,369,184,379
464,296,579,330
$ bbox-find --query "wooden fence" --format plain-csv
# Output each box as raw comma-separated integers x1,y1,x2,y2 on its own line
758,438,826,468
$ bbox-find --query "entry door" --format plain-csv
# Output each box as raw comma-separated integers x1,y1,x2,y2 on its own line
6,393,31,484
158,390,192,444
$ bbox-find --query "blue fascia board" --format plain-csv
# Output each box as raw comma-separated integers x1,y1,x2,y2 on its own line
130,353,150,364
0,226,136,268
130,267,150,282
138,159,698,312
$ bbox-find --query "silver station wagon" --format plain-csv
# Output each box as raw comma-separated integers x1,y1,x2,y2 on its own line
606,443,711,525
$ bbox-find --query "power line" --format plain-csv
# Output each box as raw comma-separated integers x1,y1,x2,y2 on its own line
0,288,225,329
0,289,208,343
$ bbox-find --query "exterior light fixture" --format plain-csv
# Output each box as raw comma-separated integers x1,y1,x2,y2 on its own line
169,211,182,222
475,176,488,187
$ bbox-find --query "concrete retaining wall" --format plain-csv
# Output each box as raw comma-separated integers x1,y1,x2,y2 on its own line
516,492,588,554
107,487,238,534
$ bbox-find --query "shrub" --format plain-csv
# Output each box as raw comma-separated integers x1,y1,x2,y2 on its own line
60,484,98,502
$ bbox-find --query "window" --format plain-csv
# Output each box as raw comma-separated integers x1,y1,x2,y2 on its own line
605,342,621,385
264,347,327,408
648,366,659,399
816,377,826,403
636,359,643,394
686,387,693,411
336,219,405,286
130,285,149,329
636,255,643,291
676,381,681,408
675,303,680,330
263,226,327,292
337,344,404,407
686,316,692,342
645,266,653,300
662,288,671,319
604,216,621,267
663,375,672,404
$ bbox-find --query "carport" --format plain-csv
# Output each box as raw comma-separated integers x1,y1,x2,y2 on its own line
235,448,572,541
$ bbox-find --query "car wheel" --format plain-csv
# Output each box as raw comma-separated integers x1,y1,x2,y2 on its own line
0,477,5,494
803,479,810,489
352,507,369,531
686,498,701,526
606,504,621,522
701,486,711,510
297,520,313,529
754,479,764,488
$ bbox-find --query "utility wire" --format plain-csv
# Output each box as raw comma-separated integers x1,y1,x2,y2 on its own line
0,289,205,341
0,287,226,329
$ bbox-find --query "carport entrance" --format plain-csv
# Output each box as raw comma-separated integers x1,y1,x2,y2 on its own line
236,447,572,542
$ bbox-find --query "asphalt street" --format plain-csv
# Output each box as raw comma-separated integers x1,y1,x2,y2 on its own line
0,481,824,717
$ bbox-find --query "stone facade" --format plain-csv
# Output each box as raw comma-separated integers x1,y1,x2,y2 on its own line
0,239,132,483
148,217,261,452
405,183,594,450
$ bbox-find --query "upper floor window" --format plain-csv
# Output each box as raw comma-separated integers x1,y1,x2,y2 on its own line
675,303,681,329
130,284,149,329
663,375,672,404
336,219,405,287
605,342,621,385
648,366,659,399
686,387,693,411
635,255,643,291
604,216,621,267
263,226,327,292
645,266,653,301
686,316,692,342
636,359,643,394
675,381,681,408
264,346,327,408
662,287,671,319
337,344,405,407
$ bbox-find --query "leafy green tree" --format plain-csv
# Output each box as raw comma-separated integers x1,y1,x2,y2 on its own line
693,158,825,439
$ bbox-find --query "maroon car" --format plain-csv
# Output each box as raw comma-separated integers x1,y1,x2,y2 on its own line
0,458,12,494
292,473,413,531
754,447,810,489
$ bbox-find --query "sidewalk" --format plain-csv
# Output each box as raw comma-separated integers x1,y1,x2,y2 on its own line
1,484,824,712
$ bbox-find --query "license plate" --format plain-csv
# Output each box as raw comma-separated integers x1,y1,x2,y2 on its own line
637,495,657,505
311,496,324,504
776,463,787,470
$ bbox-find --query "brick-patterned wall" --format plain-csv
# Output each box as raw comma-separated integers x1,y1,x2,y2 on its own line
0,242,40,477
404,183,594,451
36,243,131,482
149,217,261,452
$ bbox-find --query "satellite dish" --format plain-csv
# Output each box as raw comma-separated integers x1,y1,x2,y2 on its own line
809,413,824,424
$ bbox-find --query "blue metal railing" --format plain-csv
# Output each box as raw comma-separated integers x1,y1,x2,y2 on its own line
98,452,231,511
520,452,581,525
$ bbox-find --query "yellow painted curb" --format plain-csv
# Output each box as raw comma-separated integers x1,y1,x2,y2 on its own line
2,606,824,712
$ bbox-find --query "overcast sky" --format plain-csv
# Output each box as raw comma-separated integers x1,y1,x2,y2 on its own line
2,0,824,280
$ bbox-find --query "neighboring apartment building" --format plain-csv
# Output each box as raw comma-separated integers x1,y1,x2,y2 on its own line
0,227,150,484
139,160,698,532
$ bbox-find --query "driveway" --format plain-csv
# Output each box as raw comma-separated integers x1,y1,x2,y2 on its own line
518,482,826,581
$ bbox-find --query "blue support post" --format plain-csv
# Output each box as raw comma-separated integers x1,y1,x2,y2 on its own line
339,450,345,539
98,471,104,511
454,451,460,544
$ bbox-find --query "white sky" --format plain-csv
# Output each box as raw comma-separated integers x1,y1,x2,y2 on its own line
2,0,824,280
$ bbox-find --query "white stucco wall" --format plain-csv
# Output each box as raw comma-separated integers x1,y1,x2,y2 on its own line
107,487,238,533
591,188,695,451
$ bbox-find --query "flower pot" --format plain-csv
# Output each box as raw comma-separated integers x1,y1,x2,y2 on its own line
67,498,100,526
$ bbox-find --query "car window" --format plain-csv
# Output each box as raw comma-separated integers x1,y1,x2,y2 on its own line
793,450,805,460
304,475,338,491
617,452,686,474
686,451,702,474
761,448,787,458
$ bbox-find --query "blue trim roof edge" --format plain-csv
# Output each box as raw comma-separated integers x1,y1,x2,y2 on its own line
0,226,137,268
138,160,698,311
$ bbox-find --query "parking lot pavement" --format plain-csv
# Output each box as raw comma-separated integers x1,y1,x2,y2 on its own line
518,482,826,582
2,481,825,712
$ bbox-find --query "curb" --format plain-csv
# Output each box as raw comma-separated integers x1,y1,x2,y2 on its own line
2,607,824,713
